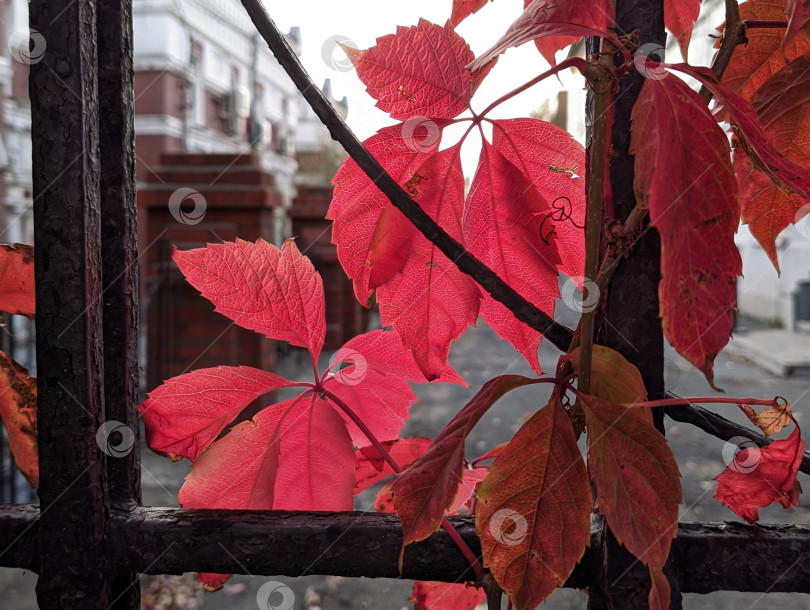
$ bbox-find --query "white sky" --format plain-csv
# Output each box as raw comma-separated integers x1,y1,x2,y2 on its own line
266,0,577,173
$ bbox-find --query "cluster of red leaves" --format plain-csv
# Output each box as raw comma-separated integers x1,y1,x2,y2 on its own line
330,17,588,381
720,0,810,270
134,0,810,608
136,239,480,594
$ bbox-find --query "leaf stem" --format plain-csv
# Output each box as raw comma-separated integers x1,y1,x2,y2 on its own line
476,57,588,118
238,0,576,352
700,0,745,103
319,386,485,581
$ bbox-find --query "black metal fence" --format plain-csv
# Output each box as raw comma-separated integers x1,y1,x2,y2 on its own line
0,0,808,609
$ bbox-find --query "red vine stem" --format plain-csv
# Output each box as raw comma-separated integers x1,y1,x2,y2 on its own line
743,20,789,28
319,386,485,582
476,57,587,118
618,396,784,410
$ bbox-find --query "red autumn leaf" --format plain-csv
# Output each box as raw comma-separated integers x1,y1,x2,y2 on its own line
137,366,297,461
722,0,810,96
464,141,562,374
173,239,327,363
391,375,541,549
469,0,617,70
322,366,416,445
475,396,591,610
198,573,231,592
450,0,491,27
354,438,433,494
329,125,436,306
332,329,465,385
649,567,671,610
491,118,586,280
718,0,810,100
179,393,356,511
374,146,480,380
714,425,804,523
0,243,35,317
580,396,681,584
785,0,810,47
736,56,810,268
410,580,485,610
665,0,701,59
344,19,476,121
567,344,647,404
0,350,38,487
330,131,479,381
631,71,741,388
450,467,489,513
672,63,810,200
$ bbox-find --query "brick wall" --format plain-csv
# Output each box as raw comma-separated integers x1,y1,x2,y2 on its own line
289,185,371,350
137,153,282,392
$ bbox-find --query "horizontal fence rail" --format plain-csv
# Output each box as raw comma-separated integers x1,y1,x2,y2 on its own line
2,505,810,594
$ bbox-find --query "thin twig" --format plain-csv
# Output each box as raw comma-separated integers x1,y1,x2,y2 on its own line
239,0,576,352
700,0,746,103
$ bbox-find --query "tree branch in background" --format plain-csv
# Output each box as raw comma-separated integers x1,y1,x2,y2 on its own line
239,0,576,352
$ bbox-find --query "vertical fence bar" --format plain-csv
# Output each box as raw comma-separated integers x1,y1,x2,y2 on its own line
30,0,113,608
98,1,140,608
588,0,681,607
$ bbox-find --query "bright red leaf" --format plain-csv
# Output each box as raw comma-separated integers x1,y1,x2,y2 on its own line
375,147,479,380
491,118,586,280
329,125,435,306
344,19,476,120
198,573,231,592
714,425,805,523
138,366,297,461
464,141,562,374
410,580,485,610
718,0,810,100
179,393,357,511
672,63,810,200
391,375,541,550
665,0,701,60
631,71,741,388
475,395,591,610
737,56,810,268
469,0,617,70
173,239,326,363
354,438,432,494
0,243,34,317
580,395,681,609
785,0,810,47
450,0,491,27
0,350,37,488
